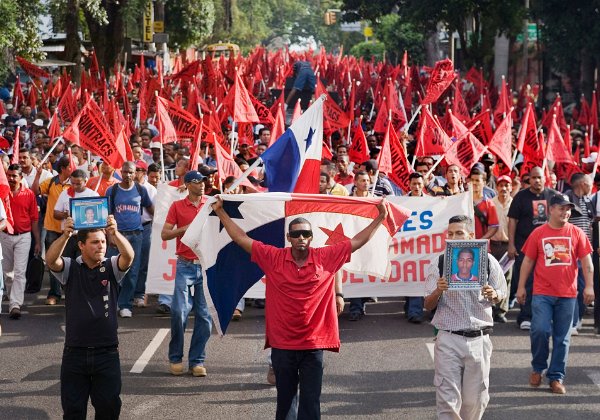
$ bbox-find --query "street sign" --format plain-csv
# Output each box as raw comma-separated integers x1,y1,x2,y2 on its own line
341,22,361,32
153,33,169,44
143,0,153,43
364,26,373,37
153,21,164,33
516,23,538,43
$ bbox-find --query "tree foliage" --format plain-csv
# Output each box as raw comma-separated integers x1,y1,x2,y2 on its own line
165,0,215,48
374,14,424,64
349,41,385,61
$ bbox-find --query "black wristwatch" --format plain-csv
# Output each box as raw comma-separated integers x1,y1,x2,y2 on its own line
335,293,344,298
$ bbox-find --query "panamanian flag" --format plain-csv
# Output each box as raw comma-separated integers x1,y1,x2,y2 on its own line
260,95,325,193
182,193,411,334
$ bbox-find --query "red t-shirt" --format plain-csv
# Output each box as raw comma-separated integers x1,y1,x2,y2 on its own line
168,178,184,187
9,186,39,233
474,198,499,239
251,240,352,352
522,223,592,297
165,196,206,260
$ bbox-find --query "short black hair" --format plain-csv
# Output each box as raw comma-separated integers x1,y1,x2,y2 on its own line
409,172,423,181
71,169,87,179
77,228,105,243
570,172,586,185
320,171,330,183
148,163,161,173
458,247,475,259
7,163,22,175
288,217,311,231
448,215,473,229
84,206,96,214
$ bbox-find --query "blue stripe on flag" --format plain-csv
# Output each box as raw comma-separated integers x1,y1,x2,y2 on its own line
205,218,286,333
260,130,301,192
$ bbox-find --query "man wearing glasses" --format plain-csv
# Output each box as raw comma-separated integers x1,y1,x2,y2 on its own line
211,197,388,419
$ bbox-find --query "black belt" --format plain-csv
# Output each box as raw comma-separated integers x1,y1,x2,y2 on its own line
177,255,201,264
119,230,142,235
142,221,152,226
5,231,30,236
446,327,493,338
490,240,508,245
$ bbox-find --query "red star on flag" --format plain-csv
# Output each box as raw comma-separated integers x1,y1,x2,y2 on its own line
320,223,350,245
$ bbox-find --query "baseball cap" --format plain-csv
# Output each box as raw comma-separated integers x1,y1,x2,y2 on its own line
184,170,205,184
149,141,162,149
15,118,27,127
496,175,512,185
5,104,13,110
582,152,597,164
32,118,44,127
199,164,218,176
550,194,575,208
135,160,148,171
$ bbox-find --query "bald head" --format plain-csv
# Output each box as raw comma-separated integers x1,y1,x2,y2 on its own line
529,166,545,193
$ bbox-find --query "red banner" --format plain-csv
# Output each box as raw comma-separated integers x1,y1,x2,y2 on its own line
421,59,455,105
16,56,50,79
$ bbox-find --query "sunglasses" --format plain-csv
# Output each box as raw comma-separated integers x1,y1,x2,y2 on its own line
289,230,313,239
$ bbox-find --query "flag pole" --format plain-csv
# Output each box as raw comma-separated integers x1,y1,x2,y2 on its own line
424,122,480,179
224,157,262,193
403,104,422,133
39,138,63,165
369,170,379,197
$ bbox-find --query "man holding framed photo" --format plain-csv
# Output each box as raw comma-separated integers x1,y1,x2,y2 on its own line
424,215,507,420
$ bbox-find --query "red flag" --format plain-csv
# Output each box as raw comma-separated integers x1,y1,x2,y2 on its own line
445,131,487,176
167,60,201,82
316,80,351,132
213,138,254,189
468,110,494,146
348,120,370,164
452,83,470,121
546,116,573,164
249,93,275,125
0,136,10,149
62,99,123,169
415,106,451,157
67,147,78,172
584,132,590,158
89,49,100,76
270,104,285,146
578,95,591,126
388,126,413,192
12,77,25,108
48,111,61,141
222,72,260,123
591,90,599,130
114,126,133,167
155,96,179,144
291,99,302,124
421,59,455,105
0,162,14,234
26,84,38,110
322,142,333,161
517,103,543,160
493,76,512,126
16,56,50,79
377,116,394,175
11,127,20,165
57,84,78,123
189,121,205,172
488,113,513,169
155,96,200,140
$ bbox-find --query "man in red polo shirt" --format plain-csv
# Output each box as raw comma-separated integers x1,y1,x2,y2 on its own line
211,196,388,419
0,164,41,319
161,170,212,377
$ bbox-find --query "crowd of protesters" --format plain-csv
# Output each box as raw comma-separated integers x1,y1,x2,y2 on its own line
1,53,599,418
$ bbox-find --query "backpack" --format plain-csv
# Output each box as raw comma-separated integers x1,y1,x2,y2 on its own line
39,175,61,215
109,182,145,215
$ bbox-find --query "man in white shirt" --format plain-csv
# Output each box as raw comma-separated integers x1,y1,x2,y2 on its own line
19,149,53,189
53,169,99,259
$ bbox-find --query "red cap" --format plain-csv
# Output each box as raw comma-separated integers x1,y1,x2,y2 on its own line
497,175,512,185
135,160,148,171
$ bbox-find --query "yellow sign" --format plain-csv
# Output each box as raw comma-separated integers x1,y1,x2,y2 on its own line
143,0,154,43
364,26,373,37
153,21,164,33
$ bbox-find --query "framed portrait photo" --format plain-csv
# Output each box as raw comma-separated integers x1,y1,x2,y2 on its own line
443,240,488,291
70,197,109,230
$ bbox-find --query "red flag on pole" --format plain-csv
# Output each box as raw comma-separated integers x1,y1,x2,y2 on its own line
16,56,50,79
291,99,302,124
488,113,513,169
415,106,451,157
213,138,254,189
12,77,25,108
517,103,543,160
388,126,413,192
445,132,487,177
11,127,20,165
155,96,199,140
468,110,494,146
348,120,370,164
222,72,260,123
270,104,285,146
155,96,180,144
377,116,394,175
0,162,14,234
421,59,456,105
546,116,573,164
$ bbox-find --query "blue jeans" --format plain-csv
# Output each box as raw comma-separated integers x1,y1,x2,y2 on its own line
114,231,143,311
404,297,424,319
514,254,534,324
45,230,64,299
168,259,212,368
572,261,586,328
134,223,152,299
271,348,323,420
61,346,121,420
158,294,172,307
349,298,366,315
530,294,576,382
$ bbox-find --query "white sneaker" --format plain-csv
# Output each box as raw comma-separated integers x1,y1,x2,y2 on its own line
119,308,133,318
570,327,579,336
520,321,531,330
133,298,146,308
576,319,583,330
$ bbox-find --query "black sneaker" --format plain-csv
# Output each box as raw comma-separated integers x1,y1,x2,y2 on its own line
9,307,21,320
156,304,171,315
349,312,362,321
494,314,508,323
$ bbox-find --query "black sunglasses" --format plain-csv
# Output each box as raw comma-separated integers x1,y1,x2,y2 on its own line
289,230,313,239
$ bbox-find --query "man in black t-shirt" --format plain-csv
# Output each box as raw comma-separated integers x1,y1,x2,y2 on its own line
46,216,134,420
507,167,558,330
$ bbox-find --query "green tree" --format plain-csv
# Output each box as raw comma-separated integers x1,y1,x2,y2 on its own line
0,0,45,80
349,41,385,61
165,0,215,48
374,14,424,64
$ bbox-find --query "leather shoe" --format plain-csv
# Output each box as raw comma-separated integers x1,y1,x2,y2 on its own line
266,366,276,386
232,309,242,321
550,380,566,394
529,371,542,387
45,296,58,305
408,316,423,324
9,307,21,320
191,365,207,377
494,314,508,323
169,362,185,376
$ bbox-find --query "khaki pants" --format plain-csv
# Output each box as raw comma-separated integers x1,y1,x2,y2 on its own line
434,330,492,420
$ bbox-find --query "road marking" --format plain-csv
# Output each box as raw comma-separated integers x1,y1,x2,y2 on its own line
130,328,170,374
587,370,600,390
426,342,435,361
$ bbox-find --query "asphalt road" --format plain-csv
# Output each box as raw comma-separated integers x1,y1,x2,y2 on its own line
1,290,600,420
